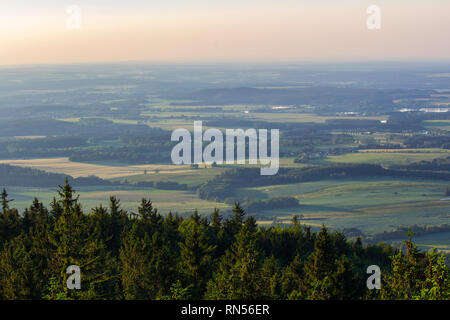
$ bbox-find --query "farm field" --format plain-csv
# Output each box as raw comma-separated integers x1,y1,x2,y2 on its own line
113,166,228,187
0,157,194,179
422,120,450,131
240,178,450,234
248,112,388,123
322,149,450,166
57,117,140,125
0,156,308,185
382,232,450,254
4,186,229,215
412,233,450,254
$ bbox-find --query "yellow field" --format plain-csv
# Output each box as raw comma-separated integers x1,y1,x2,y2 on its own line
358,148,449,153
57,117,140,125
13,136,47,139
0,158,194,179
240,113,388,123
325,149,450,165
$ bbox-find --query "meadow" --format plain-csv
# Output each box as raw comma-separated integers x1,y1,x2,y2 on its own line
422,120,450,131
0,157,194,179
321,149,450,166
5,186,229,215
238,178,450,235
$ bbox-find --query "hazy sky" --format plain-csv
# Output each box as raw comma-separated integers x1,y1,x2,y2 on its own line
1,0,449,65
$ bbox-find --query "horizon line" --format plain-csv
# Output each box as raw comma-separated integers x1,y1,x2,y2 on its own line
2,59,450,69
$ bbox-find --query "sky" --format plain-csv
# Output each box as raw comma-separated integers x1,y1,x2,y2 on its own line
0,0,449,65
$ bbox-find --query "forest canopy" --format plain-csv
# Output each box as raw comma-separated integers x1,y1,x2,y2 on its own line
0,180,448,300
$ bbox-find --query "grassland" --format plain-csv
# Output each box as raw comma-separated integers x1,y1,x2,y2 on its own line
422,120,450,131
239,178,450,234
5,186,229,215
57,117,140,125
321,149,450,166
411,233,450,254
113,166,227,188
0,158,195,179
248,112,388,123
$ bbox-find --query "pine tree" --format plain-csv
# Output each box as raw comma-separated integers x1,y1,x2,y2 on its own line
119,223,152,299
0,235,34,299
305,226,336,279
50,197,63,221
178,218,215,298
57,178,80,213
230,202,245,229
160,280,192,300
211,208,222,228
415,249,450,300
47,181,116,299
331,255,362,299
380,230,425,299
281,254,306,299
0,189,21,244
260,255,282,299
120,220,175,299
23,198,52,298
222,202,246,250
1,188,13,214
209,209,226,259
302,226,339,299
206,219,263,299
109,196,128,254
136,198,162,236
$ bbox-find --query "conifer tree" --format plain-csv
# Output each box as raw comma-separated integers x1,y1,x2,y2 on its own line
23,198,52,298
1,188,13,214
0,189,21,244
302,226,339,299
47,181,116,299
211,208,222,228
260,255,282,299
178,218,215,298
119,223,152,299
415,249,449,300
109,196,128,253
206,218,264,299
381,230,426,299
0,235,34,299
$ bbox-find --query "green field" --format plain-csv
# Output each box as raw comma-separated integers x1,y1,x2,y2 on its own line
422,120,450,131
385,232,450,254
5,186,229,215
239,178,450,235
416,236,450,254
112,166,228,187
321,149,449,166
